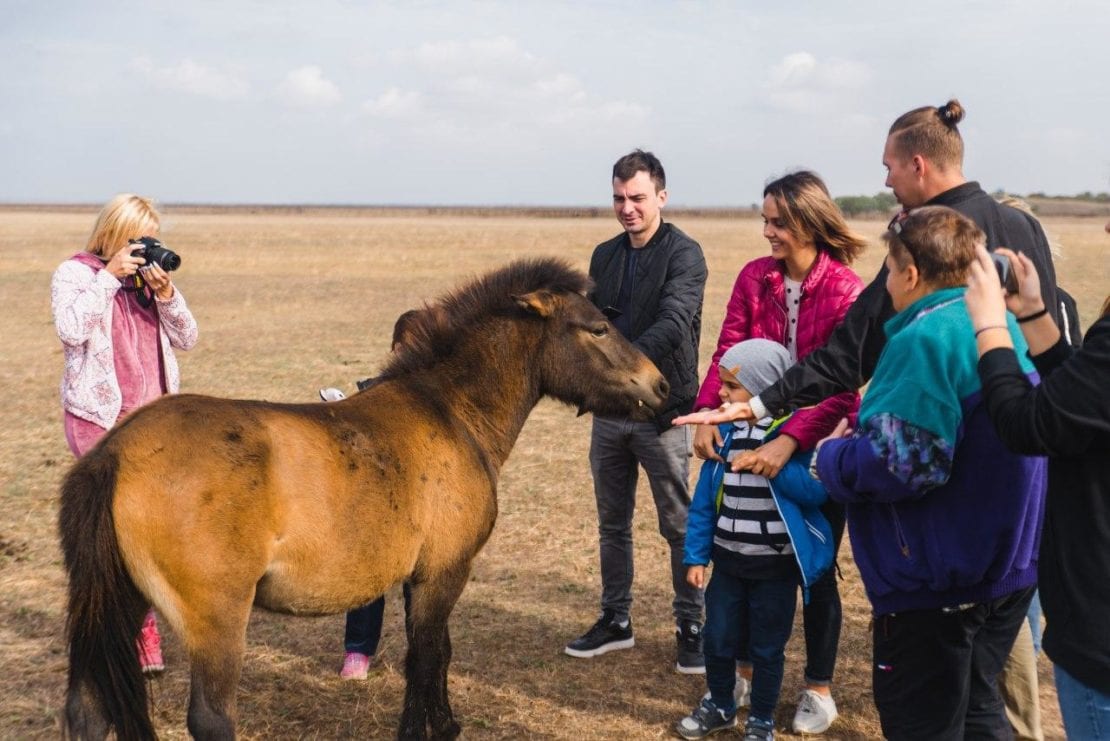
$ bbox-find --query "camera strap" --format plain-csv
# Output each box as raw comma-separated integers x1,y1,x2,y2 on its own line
128,274,155,308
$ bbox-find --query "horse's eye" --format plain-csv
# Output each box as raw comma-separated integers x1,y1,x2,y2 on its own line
591,325,609,338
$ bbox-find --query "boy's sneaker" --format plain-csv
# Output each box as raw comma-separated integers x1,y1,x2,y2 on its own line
137,619,164,675
702,672,751,708
742,716,775,741
675,620,706,674
564,610,633,658
792,689,838,734
319,388,346,402
675,697,737,739
339,651,371,680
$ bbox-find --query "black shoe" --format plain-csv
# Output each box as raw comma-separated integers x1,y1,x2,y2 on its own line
564,610,634,658
676,620,706,674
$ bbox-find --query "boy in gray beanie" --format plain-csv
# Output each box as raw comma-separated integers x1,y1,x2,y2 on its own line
676,339,832,741
718,338,794,400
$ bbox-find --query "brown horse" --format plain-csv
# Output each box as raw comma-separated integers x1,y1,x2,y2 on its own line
59,258,668,740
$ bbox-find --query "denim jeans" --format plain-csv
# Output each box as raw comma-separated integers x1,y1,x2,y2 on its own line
703,570,797,721
1055,664,1110,739
589,417,703,624
344,584,411,655
344,598,386,655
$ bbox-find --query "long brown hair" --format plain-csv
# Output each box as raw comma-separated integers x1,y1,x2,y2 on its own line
763,170,867,265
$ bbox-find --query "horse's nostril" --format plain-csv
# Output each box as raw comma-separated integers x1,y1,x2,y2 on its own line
656,378,670,398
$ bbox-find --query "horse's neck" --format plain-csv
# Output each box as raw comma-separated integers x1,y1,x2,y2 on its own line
446,368,538,470
442,326,542,469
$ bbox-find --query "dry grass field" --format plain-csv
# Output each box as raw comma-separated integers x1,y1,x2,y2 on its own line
1,207,1104,739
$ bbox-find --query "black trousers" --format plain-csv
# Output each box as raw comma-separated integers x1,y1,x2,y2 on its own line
872,585,1035,741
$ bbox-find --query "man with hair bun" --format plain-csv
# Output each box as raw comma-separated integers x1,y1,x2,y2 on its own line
674,100,1062,739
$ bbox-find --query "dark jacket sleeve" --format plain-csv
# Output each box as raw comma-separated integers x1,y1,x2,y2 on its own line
759,264,894,417
978,317,1110,458
632,239,707,367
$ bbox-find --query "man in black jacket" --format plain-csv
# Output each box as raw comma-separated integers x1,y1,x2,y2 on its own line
564,149,708,674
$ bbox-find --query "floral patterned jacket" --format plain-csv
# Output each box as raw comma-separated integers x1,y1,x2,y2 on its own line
51,253,198,429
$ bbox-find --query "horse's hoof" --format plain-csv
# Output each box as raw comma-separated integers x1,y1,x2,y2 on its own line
430,721,461,741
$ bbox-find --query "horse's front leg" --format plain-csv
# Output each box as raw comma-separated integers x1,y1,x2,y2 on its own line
398,565,469,741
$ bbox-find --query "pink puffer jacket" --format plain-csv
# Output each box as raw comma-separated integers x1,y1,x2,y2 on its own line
696,251,863,450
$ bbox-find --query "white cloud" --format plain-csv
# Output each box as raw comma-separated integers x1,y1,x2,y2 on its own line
361,87,423,118
131,57,249,100
762,52,873,114
364,37,648,139
279,66,342,107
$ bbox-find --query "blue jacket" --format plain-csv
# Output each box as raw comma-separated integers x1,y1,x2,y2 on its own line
685,421,834,600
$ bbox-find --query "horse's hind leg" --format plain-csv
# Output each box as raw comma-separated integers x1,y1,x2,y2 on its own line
399,565,469,741
181,601,252,741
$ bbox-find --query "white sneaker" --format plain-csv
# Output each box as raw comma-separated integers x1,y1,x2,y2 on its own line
701,673,751,709
319,387,346,402
792,689,838,734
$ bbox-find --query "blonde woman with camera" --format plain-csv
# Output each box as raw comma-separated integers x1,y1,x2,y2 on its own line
51,193,198,673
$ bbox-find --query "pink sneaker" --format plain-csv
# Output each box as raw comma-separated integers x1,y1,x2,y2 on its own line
137,611,164,675
339,651,371,680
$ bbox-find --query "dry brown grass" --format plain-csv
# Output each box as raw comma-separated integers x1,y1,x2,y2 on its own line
3,207,1102,739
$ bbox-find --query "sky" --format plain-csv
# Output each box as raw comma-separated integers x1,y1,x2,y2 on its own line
4,0,1110,206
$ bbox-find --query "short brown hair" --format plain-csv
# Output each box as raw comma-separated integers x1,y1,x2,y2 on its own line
612,149,665,192
884,206,981,288
763,170,867,265
888,99,965,168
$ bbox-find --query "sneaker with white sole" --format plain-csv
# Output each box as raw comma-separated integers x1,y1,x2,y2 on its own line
676,620,706,674
339,651,371,680
792,689,838,734
564,610,633,658
319,388,346,402
742,716,775,741
675,697,737,739
702,672,750,709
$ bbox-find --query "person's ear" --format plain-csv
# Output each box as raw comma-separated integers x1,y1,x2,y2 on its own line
904,263,922,292
657,188,668,208
911,154,927,178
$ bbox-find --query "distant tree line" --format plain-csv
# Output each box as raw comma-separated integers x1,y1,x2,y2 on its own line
1024,191,1110,202
834,192,898,217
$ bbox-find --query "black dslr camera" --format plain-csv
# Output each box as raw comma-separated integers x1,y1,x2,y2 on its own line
129,236,182,271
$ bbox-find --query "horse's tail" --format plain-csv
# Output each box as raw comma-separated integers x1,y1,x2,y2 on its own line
59,448,156,741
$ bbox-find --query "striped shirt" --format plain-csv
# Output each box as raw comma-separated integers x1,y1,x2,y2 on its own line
711,419,797,580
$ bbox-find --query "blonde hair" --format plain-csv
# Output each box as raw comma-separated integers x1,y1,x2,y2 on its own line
763,170,867,265
85,194,160,258
884,205,981,288
888,99,965,169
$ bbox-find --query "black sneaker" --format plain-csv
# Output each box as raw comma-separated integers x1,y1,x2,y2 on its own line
675,697,737,739
676,620,706,674
564,610,634,658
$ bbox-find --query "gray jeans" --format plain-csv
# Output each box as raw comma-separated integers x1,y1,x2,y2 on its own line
589,416,704,625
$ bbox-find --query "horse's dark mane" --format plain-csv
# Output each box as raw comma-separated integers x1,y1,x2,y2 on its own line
379,257,590,379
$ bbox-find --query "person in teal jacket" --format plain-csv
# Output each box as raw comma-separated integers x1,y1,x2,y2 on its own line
676,339,832,741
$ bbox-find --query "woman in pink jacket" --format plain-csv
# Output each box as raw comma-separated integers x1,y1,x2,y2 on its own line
51,193,198,674
692,171,865,735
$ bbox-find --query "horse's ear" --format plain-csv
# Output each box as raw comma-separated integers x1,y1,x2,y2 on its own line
513,290,557,318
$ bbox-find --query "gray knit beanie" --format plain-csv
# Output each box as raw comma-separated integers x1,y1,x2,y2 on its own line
718,339,792,396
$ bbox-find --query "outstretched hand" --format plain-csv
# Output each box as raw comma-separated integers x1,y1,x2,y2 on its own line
673,401,754,427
